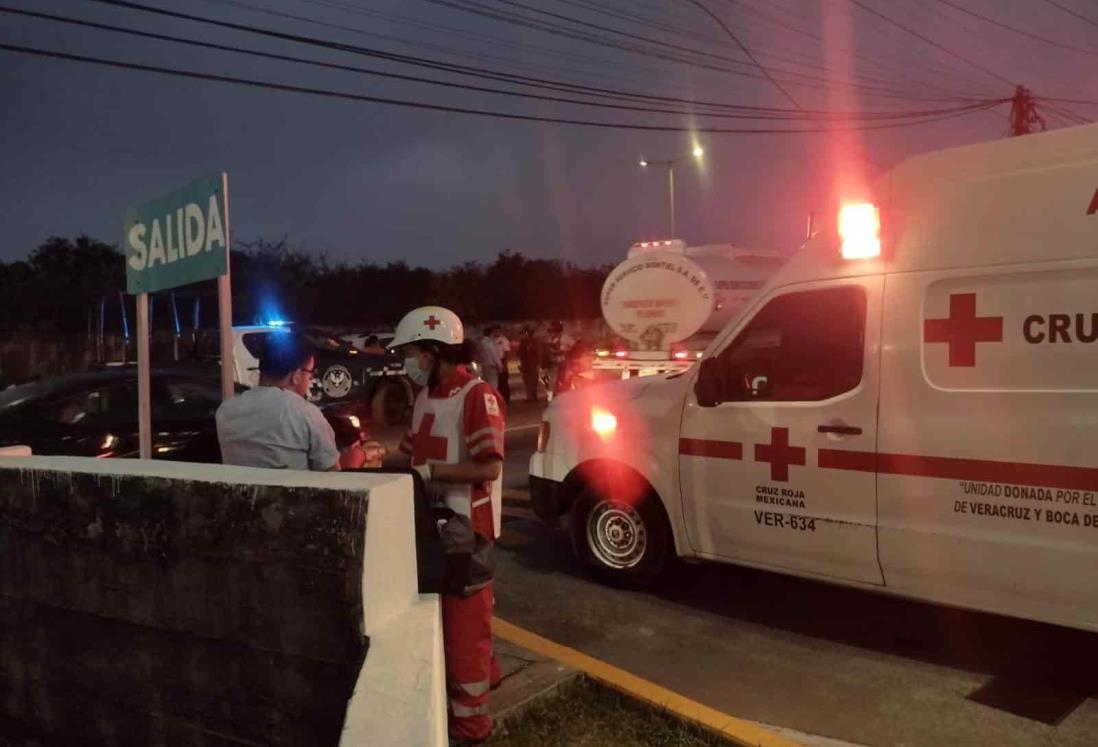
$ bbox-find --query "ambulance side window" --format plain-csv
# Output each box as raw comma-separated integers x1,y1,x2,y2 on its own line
714,286,865,402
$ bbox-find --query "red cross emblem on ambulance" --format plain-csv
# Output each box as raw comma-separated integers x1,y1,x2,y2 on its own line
924,293,1003,367
755,427,806,482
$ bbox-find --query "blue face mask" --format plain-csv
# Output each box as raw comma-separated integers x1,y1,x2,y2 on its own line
404,356,431,387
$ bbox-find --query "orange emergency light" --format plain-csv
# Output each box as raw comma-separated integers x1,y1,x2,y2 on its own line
591,408,618,439
838,203,881,260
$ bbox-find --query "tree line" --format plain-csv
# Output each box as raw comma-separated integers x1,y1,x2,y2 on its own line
0,236,612,333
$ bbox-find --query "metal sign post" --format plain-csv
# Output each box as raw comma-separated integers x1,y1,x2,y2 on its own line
217,173,234,402
136,293,152,458
124,173,235,459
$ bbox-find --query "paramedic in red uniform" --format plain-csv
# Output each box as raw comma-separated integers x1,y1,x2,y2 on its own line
386,305,504,744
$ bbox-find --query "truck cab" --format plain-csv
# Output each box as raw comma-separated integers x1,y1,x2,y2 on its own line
530,123,1098,631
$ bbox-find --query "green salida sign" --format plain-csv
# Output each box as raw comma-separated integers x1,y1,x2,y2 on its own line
124,173,229,294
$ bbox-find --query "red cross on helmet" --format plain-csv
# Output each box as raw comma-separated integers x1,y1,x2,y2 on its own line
390,305,464,348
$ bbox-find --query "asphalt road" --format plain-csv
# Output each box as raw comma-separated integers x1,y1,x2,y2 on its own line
491,413,1098,747
376,386,1098,746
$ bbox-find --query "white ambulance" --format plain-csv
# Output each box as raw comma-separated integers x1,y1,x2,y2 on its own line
529,123,1098,632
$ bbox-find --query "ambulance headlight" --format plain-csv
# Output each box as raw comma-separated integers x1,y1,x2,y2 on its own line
591,409,618,439
838,202,881,260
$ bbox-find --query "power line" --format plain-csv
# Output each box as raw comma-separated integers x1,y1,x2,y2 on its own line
681,0,804,110
15,3,979,122
486,0,994,99
936,0,1098,57
93,0,775,108
208,0,867,97
295,0,943,104
847,0,1013,86
1040,102,1091,125
1039,96,1098,107
1040,0,1098,29
535,0,952,97
895,0,1091,124
0,6,823,121
237,0,677,89
729,0,992,97
4,6,1001,124
0,41,1007,133
421,0,977,101
425,0,837,86
84,0,980,115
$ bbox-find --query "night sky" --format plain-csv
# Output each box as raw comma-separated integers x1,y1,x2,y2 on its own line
2,0,1095,268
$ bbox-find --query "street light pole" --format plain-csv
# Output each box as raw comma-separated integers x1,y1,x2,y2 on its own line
667,163,676,238
639,146,702,239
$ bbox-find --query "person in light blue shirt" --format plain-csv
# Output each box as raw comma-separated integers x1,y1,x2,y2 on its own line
216,332,344,471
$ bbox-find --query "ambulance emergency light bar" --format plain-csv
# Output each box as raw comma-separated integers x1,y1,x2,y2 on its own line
838,203,881,260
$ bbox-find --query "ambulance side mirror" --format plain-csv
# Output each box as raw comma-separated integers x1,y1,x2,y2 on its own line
695,358,721,407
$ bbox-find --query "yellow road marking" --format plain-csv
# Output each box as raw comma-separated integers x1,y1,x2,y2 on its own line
493,616,803,747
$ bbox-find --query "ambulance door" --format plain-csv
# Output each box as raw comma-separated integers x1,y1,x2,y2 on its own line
679,278,884,585
877,263,1098,627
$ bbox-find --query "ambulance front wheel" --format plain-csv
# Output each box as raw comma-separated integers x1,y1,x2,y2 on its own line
571,485,670,589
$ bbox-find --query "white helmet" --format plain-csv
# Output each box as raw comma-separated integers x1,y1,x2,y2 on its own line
390,305,464,348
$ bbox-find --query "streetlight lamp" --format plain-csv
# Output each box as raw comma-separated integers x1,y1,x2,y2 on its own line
638,146,704,239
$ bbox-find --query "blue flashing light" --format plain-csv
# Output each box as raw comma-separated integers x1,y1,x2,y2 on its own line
266,319,289,328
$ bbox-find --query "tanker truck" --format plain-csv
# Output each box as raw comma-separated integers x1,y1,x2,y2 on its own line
592,239,785,378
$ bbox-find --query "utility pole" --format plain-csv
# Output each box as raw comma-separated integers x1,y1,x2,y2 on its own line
1009,86,1046,137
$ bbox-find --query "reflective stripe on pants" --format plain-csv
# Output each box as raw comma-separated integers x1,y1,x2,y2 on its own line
443,582,494,741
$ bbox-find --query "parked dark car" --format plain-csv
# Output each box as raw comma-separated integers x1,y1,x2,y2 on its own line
0,369,367,462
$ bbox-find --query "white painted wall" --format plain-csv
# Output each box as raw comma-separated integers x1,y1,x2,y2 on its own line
343,472,447,747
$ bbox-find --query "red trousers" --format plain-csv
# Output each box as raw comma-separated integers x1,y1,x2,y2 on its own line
442,584,495,740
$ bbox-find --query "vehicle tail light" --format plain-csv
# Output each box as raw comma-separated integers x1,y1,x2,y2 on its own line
838,202,881,259
673,350,688,360
614,350,628,359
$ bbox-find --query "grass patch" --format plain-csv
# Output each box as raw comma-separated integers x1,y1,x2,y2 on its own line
486,676,733,747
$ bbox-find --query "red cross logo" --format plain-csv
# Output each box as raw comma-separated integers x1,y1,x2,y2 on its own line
755,427,806,482
924,293,1003,368
410,413,448,466
423,315,441,331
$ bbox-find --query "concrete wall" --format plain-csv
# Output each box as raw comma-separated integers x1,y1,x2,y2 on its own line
0,457,418,746
341,478,447,747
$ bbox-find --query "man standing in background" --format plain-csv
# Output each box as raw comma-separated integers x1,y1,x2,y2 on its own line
489,326,512,405
477,327,502,390
518,326,540,403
